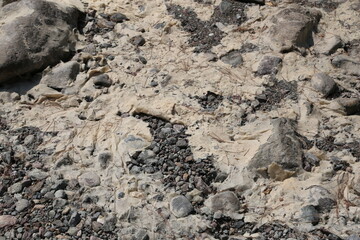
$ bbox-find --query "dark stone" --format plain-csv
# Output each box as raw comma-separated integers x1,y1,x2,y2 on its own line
69,212,81,227
301,205,320,225
169,195,193,218
317,198,336,213
311,73,338,97
98,152,112,169
40,61,80,90
92,74,113,88
130,35,146,47
110,13,128,23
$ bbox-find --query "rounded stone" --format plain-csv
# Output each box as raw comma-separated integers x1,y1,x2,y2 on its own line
169,195,193,218
78,172,101,188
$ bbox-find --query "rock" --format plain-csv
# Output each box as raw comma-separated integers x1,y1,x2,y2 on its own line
110,13,128,23
266,5,321,52
204,191,240,215
347,235,360,240
169,195,193,218
236,0,264,4
8,182,23,194
176,139,188,148
0,0,83,83
256,56,282,76
40,61,80,90
15,199,30,212
69,212,81,227
1,0,18,7
130,35,146,47
134,229,150,240
98,152,112,169
92,74,113,88
311,73,338,97
317,198,336,213
54,190,67,199
314,35,343,55
337,98,360,115
78,172,101,187
220,50,243,67
332,55,360,76
248,118,303,181
301,205,320,225
0,215,17,228
102,214,117,232
27,169,49,180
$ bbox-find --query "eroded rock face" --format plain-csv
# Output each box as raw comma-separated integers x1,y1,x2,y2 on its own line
248,118,304,181
0,0,82,83
266,5,321,52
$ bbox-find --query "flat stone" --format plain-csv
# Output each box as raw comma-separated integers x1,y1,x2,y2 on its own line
169,195,193,218
0,215,17,228
8,182,23,194
15,199,30,212
311,73,338,97
78,172,101,187
27,169,49,180
220,50,243,67
301,205,320,225
204,191,240,214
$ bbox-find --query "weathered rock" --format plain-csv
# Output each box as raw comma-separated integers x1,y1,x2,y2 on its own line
204,191,240,214
130,35,146,47
347,235,360,240
314,35,343,55
0,215,17,228
311,73,338,97
40,61,80,90
337,98,360,115
220,50,243,67
78,172,101,187
301,205,320,225
134,229,150,240
69,212,81,227
110,13,128,23
27,169,49,180
92,74,113,88
98,152,112,169
248,118,304,181
256,55,282,76
0,0,83,83
169,195,193,218
1,0,18,7
332,55,360,76
8,182,23,194
266,5,321,52
15,199,30,212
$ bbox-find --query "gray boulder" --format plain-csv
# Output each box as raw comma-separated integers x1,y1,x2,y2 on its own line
0,0,83,83
248,118,304,181
267,5,321,52
169,195,193,218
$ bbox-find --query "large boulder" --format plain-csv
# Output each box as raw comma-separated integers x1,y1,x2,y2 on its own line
0,0,83,83
266,5,321,52
248,118,305,181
